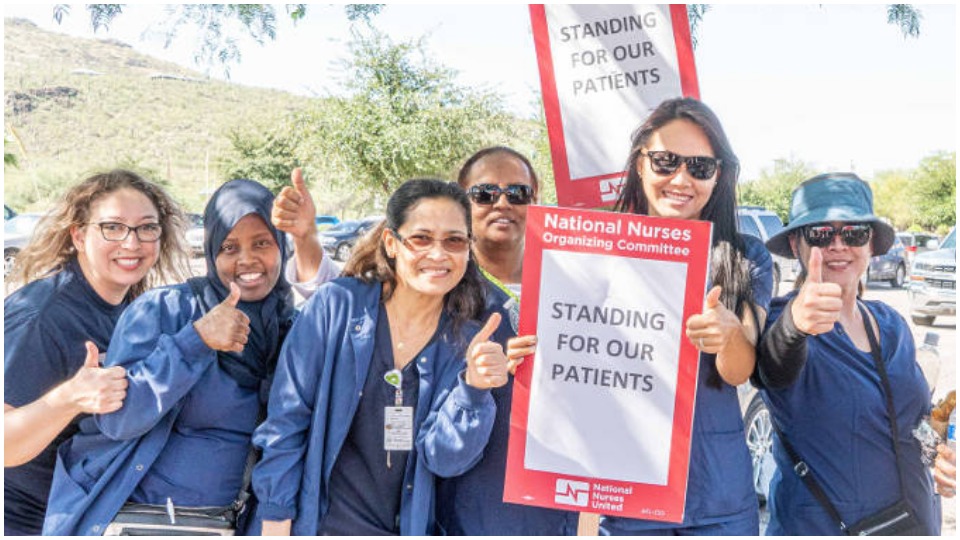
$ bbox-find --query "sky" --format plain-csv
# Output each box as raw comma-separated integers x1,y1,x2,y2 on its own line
4,3,957,181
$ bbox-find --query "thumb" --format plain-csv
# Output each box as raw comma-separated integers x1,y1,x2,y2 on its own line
807,247,823,284
224,282,242,307
704,285,722,310
83,341,100,368
291,168,309,197
471,313,502,348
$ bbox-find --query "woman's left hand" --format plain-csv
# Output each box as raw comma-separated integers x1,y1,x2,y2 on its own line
685,286,739,355
466,313,508,389
934,443,956,498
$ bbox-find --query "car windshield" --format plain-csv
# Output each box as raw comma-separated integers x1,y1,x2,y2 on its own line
758,215,784,236
4,215,40,235
941,229,955,249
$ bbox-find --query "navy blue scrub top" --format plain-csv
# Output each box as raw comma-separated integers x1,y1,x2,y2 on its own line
602,234,773,533
4,260,128,535
319,304,422,535
129,363,260,507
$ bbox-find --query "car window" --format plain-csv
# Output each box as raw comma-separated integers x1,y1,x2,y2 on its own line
328,221,361,233
758,215,784,237
897,233,912,247
738,216,762,238
941,229,955,249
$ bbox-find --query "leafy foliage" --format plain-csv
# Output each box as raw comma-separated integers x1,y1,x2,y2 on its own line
738,158,816,223
887,4,922,38
910,151,955,232
289,31,513,197
54,4,384,74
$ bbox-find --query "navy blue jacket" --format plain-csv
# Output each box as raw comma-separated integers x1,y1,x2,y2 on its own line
250,277,497,535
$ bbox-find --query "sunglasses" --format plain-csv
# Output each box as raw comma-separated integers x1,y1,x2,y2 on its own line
391,230,472,254
640,150,721,181
467,183,534,205
801,223,872,248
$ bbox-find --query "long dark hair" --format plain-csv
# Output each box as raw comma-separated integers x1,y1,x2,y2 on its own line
615,98,754,387
343,178,486,331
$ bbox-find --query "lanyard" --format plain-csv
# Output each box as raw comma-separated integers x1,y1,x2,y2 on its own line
480,267,520,303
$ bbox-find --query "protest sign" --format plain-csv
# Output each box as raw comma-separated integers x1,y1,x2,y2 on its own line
529,5,699,208
503,205,711,522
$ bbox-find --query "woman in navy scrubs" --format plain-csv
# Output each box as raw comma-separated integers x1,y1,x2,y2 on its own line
756,173,948,535
252,179,507,535
4,170,189,535
601,97,773,535
435,147,576,535
42,178,322,535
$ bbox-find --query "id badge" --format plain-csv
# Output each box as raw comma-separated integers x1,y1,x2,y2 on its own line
384,406,414,451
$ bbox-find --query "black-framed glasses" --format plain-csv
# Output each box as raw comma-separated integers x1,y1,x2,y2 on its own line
88,222,163,242
467,183,534,205
391,229,471,254
802,223,872,248
640,150,721,181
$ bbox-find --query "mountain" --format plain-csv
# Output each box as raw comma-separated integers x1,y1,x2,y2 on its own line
3,17,315,212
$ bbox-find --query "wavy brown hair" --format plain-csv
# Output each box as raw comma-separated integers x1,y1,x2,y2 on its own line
13,169,190,299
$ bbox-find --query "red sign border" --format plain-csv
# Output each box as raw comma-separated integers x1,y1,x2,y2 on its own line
504,205,712,522
529,4,701,208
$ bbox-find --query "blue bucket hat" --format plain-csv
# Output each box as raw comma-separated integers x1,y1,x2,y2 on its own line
765,172,895,258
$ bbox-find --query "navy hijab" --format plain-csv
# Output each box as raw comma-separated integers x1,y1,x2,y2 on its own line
190,179,293,393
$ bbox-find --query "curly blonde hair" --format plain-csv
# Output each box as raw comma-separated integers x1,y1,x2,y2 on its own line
13,170,191,299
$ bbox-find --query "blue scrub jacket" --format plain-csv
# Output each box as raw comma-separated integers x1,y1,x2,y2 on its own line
250,277,496,535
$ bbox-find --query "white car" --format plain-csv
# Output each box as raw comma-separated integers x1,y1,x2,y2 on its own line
909,227,956,326
4,213,43,275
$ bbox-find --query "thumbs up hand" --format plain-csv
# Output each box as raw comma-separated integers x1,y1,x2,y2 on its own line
791,247,843,335
685,286,741,354
465,313,509,389
271,167,317,240
66,341,128,414
193,282,251,353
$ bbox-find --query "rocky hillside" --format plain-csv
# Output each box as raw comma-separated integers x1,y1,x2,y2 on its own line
3,17,315,211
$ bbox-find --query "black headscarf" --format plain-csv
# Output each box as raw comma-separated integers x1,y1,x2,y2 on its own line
189,179,293,393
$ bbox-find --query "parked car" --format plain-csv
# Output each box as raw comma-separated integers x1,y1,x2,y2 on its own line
864,235,907,288
897,231,940,265
185,213,204,257
737,206,798,294
318,216,383,261
4,213,43,275
315,215,340,232
738,383,776,507
909,227,956,326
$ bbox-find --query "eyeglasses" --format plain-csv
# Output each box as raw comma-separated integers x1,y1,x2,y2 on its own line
640,150,721,181
467,183,534,205
801,223,872,248
88,222,163,243
391,230,471,254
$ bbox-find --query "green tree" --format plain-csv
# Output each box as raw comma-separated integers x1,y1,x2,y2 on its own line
738,158,816,222
911,151,956,232
871,169,915,230
220,126,302,194
295,31,512,198
53,4,383,74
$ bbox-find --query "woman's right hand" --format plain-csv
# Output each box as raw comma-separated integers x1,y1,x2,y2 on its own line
791,247,843,335
193,283,250,353
506,334,537,374
934,443,956,498
261,519,292,536
66,341,128,414
466,313,508,389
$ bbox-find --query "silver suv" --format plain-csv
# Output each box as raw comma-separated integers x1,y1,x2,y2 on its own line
909,227,956,326
737,206,797,294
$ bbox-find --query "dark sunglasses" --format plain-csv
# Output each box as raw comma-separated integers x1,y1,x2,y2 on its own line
640,150,721,181
391,230,472,254
467,183,534,205
801,223,872,248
